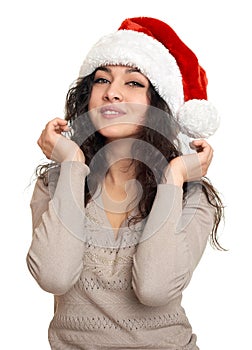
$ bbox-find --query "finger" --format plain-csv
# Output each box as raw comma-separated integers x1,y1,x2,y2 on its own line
45,120,68,136
37,137,41,148
200,145,214,176
190,138,204,146
37,129,46,147
198,143,213,163
190,139,204,152
45,118,67,131
192,140,212,155
50,118,68,127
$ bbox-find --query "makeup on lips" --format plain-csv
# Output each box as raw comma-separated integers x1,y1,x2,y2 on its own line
100,105,126,119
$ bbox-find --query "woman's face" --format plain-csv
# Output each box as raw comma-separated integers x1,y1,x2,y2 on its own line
88,65,150,141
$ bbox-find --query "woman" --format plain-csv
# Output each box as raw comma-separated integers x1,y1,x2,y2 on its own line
27,17,224,349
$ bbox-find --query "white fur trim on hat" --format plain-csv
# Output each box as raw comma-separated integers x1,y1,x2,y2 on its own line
79,29,184,116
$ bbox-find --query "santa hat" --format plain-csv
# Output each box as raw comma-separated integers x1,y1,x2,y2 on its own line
79,17,219,138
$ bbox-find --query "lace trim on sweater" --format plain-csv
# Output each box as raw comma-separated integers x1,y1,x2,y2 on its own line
78,276,132,291
51,311,187,331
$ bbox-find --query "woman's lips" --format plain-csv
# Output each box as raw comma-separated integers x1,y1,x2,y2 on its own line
100,106,126,119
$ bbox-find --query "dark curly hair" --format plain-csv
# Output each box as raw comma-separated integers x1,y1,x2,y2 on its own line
37,69,225,250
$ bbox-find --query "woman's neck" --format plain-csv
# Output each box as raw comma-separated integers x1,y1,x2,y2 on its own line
106,160,135,186
104,137,136,185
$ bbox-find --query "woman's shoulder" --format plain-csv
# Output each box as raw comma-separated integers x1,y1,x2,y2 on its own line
32,163,61,200
183,180,213,208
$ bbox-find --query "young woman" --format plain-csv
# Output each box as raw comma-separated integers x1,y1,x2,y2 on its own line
27,17,224,349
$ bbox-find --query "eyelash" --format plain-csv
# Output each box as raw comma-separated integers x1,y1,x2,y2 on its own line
127,81,145,88
94,78,109,84
93,78,145,88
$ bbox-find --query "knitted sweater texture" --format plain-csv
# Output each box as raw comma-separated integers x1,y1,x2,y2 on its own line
27,161,215,349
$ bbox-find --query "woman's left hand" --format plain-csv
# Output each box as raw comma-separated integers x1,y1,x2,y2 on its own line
164,139,214,186
37,118,85,163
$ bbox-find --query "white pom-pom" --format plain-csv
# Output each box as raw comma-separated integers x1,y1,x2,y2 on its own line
177,99,220,138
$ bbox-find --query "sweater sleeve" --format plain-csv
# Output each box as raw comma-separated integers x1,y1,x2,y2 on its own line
132,182,215,306
26,161,90,295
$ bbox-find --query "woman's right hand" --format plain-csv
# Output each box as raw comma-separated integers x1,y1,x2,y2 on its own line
37,118,85,163
164,139,213,186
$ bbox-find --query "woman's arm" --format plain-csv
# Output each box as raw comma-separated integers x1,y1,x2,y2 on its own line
132,183,215,306
26,118,89,295
26,162,89,295
132,140,215,306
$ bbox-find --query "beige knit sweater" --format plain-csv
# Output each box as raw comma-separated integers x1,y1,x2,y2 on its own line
27,161,215,349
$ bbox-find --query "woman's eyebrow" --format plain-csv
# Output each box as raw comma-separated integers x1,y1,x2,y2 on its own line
95,66,141,74
125,67,141,74
95,66,111,73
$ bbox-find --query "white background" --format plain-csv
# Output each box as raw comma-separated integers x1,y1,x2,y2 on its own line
1,0,251,349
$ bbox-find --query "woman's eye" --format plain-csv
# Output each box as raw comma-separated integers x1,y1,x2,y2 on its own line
127,81,145,88
94,78,109,84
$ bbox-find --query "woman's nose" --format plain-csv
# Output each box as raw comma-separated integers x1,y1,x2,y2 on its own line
103,83,123,102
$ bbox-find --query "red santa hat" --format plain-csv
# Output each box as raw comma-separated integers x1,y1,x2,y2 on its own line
79,17,219,138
